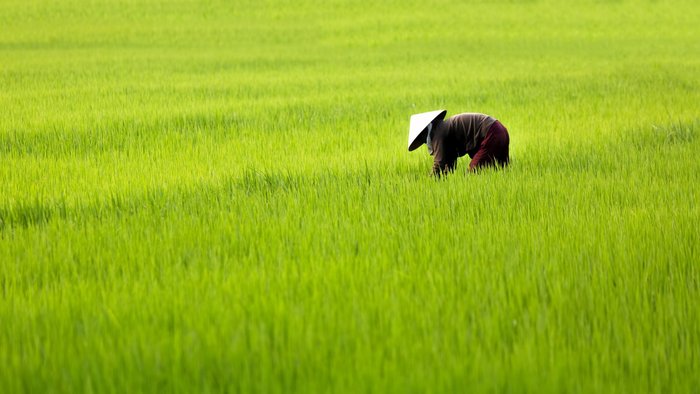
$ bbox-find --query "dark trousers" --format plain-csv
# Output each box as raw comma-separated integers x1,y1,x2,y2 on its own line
469,120,510,171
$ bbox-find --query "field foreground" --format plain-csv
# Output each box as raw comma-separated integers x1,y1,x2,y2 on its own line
1,0,699,392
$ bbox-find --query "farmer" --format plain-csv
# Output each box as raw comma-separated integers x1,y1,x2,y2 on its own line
408,110,510,176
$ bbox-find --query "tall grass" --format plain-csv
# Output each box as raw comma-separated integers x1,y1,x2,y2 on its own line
1,0,699,392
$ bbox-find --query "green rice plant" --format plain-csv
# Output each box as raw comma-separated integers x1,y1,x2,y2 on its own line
0,0,699,392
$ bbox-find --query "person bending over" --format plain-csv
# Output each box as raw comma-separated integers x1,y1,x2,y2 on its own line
408,110,510,176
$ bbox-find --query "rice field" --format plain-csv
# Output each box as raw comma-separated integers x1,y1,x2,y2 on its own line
1,0,699,392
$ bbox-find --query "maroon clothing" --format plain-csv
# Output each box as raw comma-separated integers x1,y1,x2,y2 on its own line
430,113,509,175
468,120,510,171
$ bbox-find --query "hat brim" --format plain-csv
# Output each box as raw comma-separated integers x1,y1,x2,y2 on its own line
408,129,429,151
408,110,447,151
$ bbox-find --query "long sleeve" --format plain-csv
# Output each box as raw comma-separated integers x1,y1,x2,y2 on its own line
431,140,457,177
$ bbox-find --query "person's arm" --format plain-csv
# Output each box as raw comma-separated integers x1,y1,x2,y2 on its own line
431,143,457,177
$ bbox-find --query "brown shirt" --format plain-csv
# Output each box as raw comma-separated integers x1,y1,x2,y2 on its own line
429,113,496,175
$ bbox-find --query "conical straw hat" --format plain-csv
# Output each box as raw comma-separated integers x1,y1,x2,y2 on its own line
407,109,447,151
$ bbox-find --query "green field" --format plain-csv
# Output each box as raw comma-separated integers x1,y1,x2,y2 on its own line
1,0,699,392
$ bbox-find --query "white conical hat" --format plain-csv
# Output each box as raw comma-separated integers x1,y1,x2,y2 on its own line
408,109,447,151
